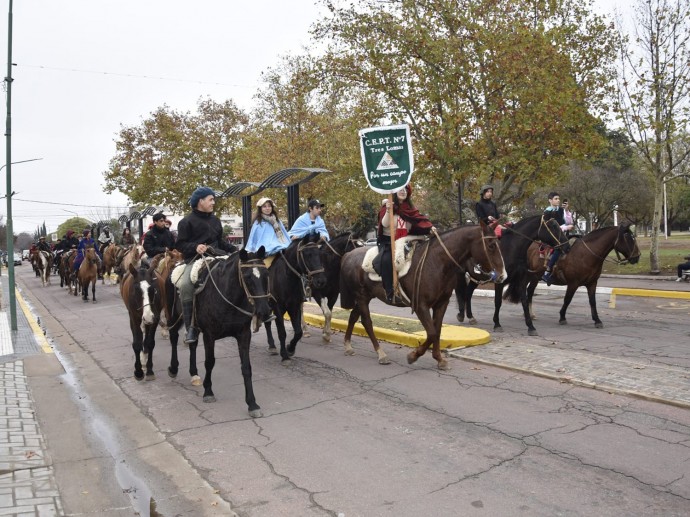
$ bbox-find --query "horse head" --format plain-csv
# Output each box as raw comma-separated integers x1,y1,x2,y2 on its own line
539,217,571,254
295,233,326,290
615,223,641,264
85,246,98,264
127,262,159,326
472,221,507,283
238,246,272,333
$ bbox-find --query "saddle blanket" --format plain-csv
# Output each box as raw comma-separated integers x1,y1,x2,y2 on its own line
170,255,230,287
362,235,425,282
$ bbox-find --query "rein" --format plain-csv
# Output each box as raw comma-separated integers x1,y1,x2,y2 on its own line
579,228,641,265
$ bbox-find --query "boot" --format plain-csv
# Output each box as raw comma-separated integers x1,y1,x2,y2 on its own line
182,300,198,344
542,269,553,285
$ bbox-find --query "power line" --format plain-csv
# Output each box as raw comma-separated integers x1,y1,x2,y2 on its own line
12,198,130,209
18,63,255,89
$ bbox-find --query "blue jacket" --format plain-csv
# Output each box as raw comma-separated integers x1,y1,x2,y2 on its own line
288,212,330,241
245,219,290,256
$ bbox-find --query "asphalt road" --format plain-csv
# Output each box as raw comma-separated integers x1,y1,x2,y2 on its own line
15,265,690,517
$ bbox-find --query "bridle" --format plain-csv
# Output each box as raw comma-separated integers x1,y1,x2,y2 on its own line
579,226,641,265
539,217,570,251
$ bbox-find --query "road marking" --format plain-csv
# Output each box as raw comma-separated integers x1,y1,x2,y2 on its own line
15,288,53,354
0,311,13,355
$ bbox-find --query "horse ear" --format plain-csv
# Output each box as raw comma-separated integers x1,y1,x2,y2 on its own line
256,245,266,259
239,249,248,261
479,219,490,234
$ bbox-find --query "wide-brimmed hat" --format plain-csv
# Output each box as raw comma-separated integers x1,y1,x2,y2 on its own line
256,197,274,208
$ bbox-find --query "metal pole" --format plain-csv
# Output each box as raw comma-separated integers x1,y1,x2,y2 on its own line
5,0,15,329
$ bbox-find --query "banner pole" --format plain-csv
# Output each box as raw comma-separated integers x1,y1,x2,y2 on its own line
388,193,398,296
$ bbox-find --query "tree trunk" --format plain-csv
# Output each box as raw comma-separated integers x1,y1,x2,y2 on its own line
649,178,664,273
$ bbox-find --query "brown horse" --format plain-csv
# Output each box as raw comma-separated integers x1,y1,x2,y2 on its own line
102,243,124,285
120,263,160,380
60,250,77,293
525,222,641,328
77,247,99,302
118,245,144,282
339,222,507,369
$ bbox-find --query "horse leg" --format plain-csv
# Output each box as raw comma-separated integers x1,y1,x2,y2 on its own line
430,302,450,369
586,283,603,328
143,323,157,380
264,320,278,355
82,279,88,301
167,320,181,378
320,297,332,343
527,279,538,320
130,319,145,381
300,302,311,338
520,280,538,336
274,312,290,364
189,339,202,386
343,306,361,356
91,279,96,302
358,301,390,365
465,282,478,325
201,333,216,403
286,304,303,357
408,301,449,369
492,284,504,332
237,327,262,417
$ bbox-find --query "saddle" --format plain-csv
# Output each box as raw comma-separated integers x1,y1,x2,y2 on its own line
170,255,231,295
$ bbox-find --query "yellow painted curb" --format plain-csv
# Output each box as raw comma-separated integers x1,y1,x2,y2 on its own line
15,288,53,354
301,312,490,349
611,287,690,299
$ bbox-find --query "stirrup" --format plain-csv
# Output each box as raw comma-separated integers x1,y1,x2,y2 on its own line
184,327,199,344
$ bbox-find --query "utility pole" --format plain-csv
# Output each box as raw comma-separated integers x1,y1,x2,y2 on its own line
4,0,15,329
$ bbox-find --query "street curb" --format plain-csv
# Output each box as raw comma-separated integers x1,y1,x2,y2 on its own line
301,311,491,349
15,287,53,354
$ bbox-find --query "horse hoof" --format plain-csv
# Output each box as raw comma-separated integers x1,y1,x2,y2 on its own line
378,357,391,365
559,319,568,325
456,313,464,323
191,375,202,386
203,395,216,403
303,331,311,338
407,352,418,364
493,326,504,333
268,346,279,356
145,373,156,381
438,360,450,371
287,347,296,357
595,322,604,329
248,408,263,418
344,349,355,356
134,372,144,381
167,367,177,378
469,318,477,325
322,335,332,343
528,329,539,336
281,358,293,366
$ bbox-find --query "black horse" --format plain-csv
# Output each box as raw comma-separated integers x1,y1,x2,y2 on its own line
303,233,363,343
181,248,272,415
456,215,570,336
265,234,327,363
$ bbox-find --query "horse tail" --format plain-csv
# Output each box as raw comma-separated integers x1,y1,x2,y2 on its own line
502,265,527,304
339,259,357,310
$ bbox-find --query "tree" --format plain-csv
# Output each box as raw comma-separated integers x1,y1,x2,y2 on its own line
56,217,93,240
104,98,249,214
615,0,690,271
315,0,617,213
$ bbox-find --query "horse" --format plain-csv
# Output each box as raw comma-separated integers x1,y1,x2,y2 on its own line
524,223,641,328
456,215,571,336
265,234,327,363
30,250,42,278
77,247,99,302
339,221,507,369
178,248,272,414
308,233,364,343
118,245,144,282
102,243,125,285
120,263,160,380
59,250,76,292
34,250,52,287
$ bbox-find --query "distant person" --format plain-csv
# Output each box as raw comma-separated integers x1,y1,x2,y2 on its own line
143,213,174,262
676,255,690,282
37,236,51,253
121,227,135,246
288,199,330,241
97,226,115,256
541,192,573,285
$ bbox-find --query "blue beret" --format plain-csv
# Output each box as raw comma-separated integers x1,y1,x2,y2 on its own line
189,186,216,208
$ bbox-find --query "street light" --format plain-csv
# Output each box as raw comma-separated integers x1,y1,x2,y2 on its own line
3,158,43,330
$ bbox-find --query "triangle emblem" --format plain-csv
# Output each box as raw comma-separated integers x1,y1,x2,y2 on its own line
376,152,398,170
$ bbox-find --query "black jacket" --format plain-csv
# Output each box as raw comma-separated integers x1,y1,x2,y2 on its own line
175,209,237,262
475,198,500,225
143,226,175,258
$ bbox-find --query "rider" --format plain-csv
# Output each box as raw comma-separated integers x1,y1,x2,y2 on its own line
175,186,238,345
73,229,102,273
143,213,174,264
120,227,136,246
475,185,512,236
541,192,574,285
288,199,330,242
377,184,435,304
37,236,52,253
97,226,115,256
244,197,290,255
65,230,79,250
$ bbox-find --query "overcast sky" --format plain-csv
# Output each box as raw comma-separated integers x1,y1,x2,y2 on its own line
0,0,623,236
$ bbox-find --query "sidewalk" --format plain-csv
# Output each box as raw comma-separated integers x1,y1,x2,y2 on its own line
0,275,63,515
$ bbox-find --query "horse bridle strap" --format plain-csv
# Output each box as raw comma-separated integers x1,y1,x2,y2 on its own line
201,256,267,317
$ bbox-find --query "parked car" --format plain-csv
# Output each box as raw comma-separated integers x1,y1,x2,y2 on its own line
13,252,22,266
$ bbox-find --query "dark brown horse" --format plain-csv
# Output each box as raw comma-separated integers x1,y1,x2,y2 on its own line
120,263,160,380
77,247,98,301
339,222,507,369
456,215,571,336
524,223,640,328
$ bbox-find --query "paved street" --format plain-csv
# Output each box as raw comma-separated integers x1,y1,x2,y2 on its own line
2,264,690,516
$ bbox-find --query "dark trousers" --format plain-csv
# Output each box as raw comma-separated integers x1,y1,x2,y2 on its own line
379,241,394,296
678,261,690,277
547,249,561,270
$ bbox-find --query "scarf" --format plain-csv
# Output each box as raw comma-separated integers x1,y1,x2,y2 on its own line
262,214,287,243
